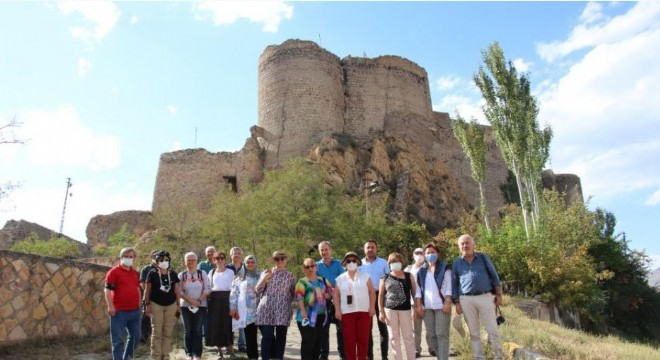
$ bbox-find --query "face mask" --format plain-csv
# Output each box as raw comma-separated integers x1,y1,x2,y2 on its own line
414,254,424,264
158,261,169,270
346,262,358,271
426,254,438,263
120,257,133,267
389,262,402,271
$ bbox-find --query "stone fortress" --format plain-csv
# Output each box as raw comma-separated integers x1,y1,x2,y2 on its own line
147,39,582,239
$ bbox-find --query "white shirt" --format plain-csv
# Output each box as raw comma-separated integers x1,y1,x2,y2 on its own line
415,268,452,310
336,270,372,314
209,268,234,291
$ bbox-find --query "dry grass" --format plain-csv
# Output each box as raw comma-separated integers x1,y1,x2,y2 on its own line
448,296,660,360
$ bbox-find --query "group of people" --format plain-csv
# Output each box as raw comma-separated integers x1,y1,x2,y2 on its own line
103,234,504,360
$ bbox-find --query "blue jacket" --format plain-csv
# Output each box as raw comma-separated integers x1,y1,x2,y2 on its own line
416,261,449,305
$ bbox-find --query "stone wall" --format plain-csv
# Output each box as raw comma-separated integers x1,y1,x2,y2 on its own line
0,250,110,344
0,219,90,255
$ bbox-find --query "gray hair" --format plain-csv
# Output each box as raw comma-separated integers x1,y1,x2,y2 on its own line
184,252,197,261
230,247,243,256
205,246,216,253
318,241,331,249
119,247,135,257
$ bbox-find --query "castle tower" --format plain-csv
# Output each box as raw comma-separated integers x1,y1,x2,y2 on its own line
343,56,433,138
258,40,345,166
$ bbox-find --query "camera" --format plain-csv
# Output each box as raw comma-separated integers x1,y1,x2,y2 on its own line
496,315,505,326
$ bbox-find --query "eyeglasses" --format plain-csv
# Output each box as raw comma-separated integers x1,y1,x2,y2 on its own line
215,256,225,261
273,257,286,262
304,264,317,269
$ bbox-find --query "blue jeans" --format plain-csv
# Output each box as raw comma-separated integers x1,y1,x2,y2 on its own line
110,309,141,360
260,325,288,360
238,327,246,349
181,306,207,357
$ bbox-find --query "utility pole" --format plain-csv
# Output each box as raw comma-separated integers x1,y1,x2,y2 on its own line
59,177,73,235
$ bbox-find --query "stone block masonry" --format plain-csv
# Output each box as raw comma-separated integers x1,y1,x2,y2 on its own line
0,250,110,345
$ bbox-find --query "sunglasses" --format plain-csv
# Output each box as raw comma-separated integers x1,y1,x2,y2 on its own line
304,264,317,269
345,259,358,264
273,256,286,261
215,256,225,261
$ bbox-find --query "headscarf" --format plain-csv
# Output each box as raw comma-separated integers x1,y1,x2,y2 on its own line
243,255,259,279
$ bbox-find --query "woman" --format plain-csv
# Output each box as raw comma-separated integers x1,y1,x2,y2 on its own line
255,250,296,360
230,255,262,360
378,252,417,360
178,252,212,360
144,250,181,360
295,258,333,360
415,243,452,360
207,251,235,358
334,251,375,360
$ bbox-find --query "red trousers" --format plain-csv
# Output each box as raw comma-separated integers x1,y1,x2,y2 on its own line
341,311,371,360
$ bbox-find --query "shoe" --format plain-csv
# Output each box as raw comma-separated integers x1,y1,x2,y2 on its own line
238,347,247,353
430,350,436,356
415,351,421,358
449,348,459,356
185,356,193,360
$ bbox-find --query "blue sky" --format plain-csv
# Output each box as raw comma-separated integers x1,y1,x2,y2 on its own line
1,1,658,269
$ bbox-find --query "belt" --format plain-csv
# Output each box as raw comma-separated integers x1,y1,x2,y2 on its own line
463,290,490,296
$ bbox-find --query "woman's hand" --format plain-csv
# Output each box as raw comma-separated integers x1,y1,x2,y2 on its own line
443,300,451,314
230,310,239,320
378,313,387,324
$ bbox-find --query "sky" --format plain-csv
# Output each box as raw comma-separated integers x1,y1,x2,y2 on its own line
0,1,658,269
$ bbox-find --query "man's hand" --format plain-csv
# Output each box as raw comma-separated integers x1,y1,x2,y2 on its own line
494,294,503,306
107,304,116,317
455,303,463,315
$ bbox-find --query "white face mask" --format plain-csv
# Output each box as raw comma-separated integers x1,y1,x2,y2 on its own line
158,261,169,270
346,262,358,271
389,262,402,271
413,254,424,264
120,257,133,267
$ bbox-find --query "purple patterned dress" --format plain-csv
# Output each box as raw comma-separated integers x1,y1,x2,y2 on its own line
255,269,296,326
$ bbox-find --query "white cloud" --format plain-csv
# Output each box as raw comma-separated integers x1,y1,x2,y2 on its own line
433,94,486,124
167,105,178,115
58,1,121,41
130,15,138,25
538,2,660,200
645,188,660,206
512,58,532,73
194,0,293,33
537,1,660,62
18,107,121,171
0,181,151,242
435,75,461,91
78,57,92,76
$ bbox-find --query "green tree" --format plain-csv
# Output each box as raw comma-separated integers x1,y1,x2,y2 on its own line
11,232,82,258
452,115,490,232
93,223,141,257
474,42,552,240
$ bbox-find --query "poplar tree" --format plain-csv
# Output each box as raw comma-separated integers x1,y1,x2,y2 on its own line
474,42,552,240
452,114,490,232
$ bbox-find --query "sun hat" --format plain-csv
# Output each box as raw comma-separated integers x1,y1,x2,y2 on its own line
342,251,362,266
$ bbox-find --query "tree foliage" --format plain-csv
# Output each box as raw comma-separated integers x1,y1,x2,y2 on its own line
11,232,82,258
474,42,552,239
452,115,490,231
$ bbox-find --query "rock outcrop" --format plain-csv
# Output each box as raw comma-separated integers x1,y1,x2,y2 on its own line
85,210,155,251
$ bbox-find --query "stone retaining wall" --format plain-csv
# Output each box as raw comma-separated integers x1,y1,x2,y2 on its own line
0,250,110,345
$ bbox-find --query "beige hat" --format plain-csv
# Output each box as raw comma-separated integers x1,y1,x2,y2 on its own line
452,314,466,337
342,251,362,266
272,250,287,259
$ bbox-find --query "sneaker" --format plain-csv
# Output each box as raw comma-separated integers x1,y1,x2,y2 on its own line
429,350,437,357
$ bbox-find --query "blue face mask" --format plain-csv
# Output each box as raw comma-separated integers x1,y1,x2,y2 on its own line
426,254,438,263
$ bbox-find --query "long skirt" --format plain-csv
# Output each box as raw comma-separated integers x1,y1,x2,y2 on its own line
207,291,232,347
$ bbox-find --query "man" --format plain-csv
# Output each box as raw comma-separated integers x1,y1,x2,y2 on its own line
360,240,389,360
197,245,216,343
139,249,161,344
226,246,247,353
316,241,346,360
104,247,142,360
451,234,504,360
404,247,434,358
197,246,216,274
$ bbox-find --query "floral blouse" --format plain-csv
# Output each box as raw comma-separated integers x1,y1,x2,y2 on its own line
229,271,261,325
255,269,296,326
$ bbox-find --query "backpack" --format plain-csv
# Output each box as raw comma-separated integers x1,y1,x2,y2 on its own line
183,269,204,284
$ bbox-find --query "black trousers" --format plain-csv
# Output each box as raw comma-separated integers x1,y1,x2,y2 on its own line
297,315,326,360
244,323,259,360
368,292,389,360
320,319,345,358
